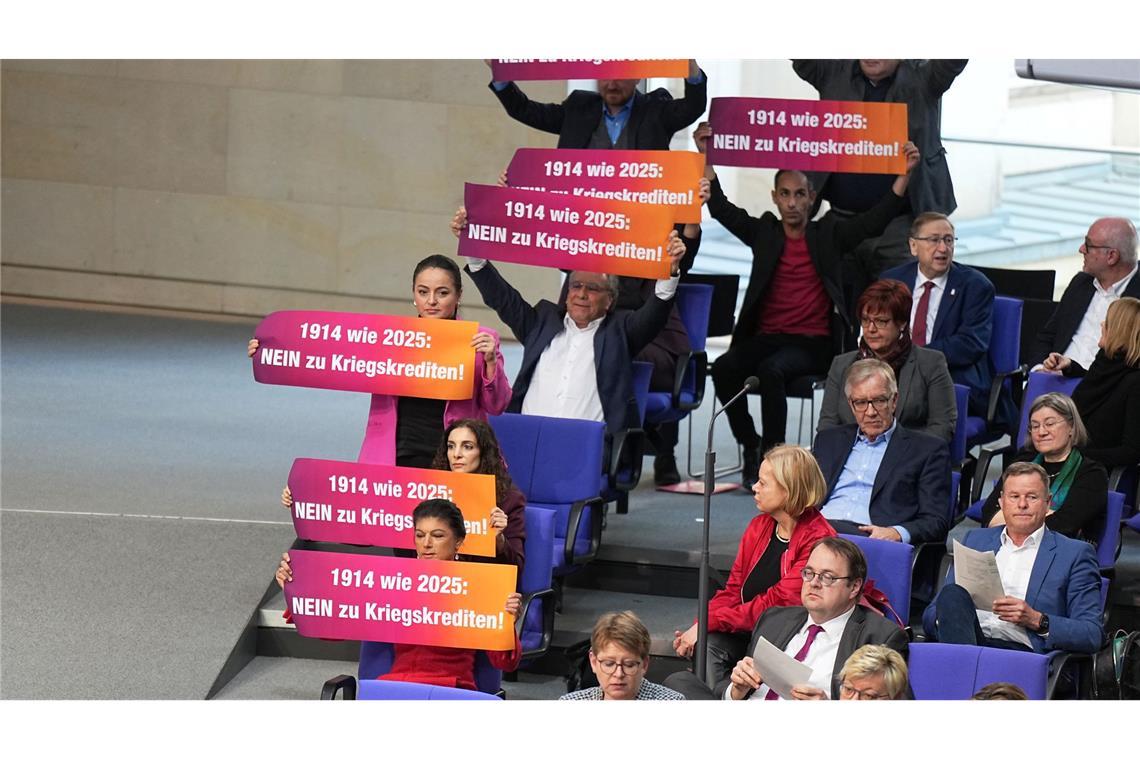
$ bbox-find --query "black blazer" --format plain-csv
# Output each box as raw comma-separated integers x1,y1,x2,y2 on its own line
466,262,671,437
706,177,906,349
814,423,951,545
714,605,909,700
490,74,707,150
979,449,1108,541
1029,271,1140,367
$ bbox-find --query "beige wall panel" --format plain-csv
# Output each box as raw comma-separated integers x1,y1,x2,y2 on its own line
340,97,449,213
237,60,344,95
337,207,456,299
444,104,532,205
3,60,119,77
113,188,340,290
220,284,403,318
1,70,119,185
115,60,240,87
342,60,567,108
1,179,114,270
1,265,225,312
114,78,228,194
227,89,342,204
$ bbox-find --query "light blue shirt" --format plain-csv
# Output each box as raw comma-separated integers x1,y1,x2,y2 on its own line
822,420,912,543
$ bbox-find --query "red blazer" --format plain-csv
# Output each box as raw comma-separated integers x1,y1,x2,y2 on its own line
380,636,521,691
706,508,836,634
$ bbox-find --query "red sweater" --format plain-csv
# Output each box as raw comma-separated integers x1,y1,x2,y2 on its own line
756,236,831,337
379,635,521,691
705,508,836,633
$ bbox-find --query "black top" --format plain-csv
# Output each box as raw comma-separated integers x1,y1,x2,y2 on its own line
979,449,1108,541
741,524,789,603
394,396,445,469
1068,351,1140,468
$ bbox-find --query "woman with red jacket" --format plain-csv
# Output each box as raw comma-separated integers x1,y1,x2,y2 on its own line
672,444,836,684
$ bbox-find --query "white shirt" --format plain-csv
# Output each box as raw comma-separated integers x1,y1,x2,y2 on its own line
725,605,856,700
522,313,606,422
909,271,949,346
1063,264,1138,369
975,524,1045,647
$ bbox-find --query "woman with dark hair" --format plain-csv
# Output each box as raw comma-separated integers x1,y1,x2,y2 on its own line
1044,296,1140,468
818,279,956,441
275,498,521,691
980,392,1107,541
248,254,511,468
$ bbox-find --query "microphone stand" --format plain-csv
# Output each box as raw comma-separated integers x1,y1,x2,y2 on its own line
694,377,755,685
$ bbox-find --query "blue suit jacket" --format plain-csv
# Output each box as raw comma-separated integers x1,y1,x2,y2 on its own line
922,527,1104,654
814,423,951,545
881,261,995,417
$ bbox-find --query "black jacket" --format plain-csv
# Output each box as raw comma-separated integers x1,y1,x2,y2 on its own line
1030,271,1140,367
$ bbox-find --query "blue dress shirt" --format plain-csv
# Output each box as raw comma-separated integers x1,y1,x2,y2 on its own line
822,420,912,543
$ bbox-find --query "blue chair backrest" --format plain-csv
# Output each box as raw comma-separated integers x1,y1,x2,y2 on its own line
519,506,555,653
357,679,500,700
909,642,1048,699
951,384,970,463
358,642,502,695
631,360,653,424
676,283,714,353
1097,490,1124,571
846,535,914,626
1015,371,1083,449
990,296,1023,375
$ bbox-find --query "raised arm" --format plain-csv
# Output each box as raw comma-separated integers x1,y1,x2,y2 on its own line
659,60,708,134
692,121,763,245
919,59,969,97
833,142,918,251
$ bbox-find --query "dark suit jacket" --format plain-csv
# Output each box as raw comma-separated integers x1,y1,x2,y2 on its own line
881,261,995,416
1029,270,1140,366
714,605,909,700
490,74,707,150
707,177,907,349
922,527,1104,654
793,59,967,215
814,423,951,545
466,262,672,436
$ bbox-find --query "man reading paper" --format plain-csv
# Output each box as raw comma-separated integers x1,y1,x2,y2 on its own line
922,461,1103,654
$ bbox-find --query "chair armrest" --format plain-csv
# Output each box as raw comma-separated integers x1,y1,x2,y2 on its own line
986,363,1028,429
608,426,645,491
1046,650,1091,699
564,495,605,567
970,441,1015,504
673,350,708,411
321,674,357,700
517,587,556,659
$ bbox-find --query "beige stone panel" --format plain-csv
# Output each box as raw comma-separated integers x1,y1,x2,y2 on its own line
444,104,537,207
114,78,228,194
237,61,343,95
115,60,240,87
221,284,405,319
1,70,119,185
337,207,456,300
113,188,340,291
0,264,225,313
343,61,568,108
3,60,119,77
1,179,114,270
340,97,449,213
227,89,342,204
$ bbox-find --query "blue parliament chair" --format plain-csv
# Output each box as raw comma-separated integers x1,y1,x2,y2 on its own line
518,506,556,660
964,296,1028,456
909,642,1048,699
846,535,914,627
321,675,501,700
356,643,504,696
608,361,654,515
643,283,714,430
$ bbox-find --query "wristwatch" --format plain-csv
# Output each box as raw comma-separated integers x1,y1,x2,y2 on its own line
1037,613,1050,634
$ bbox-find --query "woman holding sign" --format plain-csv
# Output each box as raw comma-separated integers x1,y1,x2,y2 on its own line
276,498,521,691
248,255,511,468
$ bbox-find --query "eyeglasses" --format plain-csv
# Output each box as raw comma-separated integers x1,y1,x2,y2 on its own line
569,281,607,294
1028,417,1067,433
859,316,894,330
1001,492,1044,505
839,682,890,700
800,568,852,587
1083,239,1115,251
849,395,894,413
911,235,957,247
594,658,642,675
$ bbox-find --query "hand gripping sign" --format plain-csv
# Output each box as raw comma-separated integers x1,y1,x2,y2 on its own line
507,148,705,224
459,183,675,279
284,549,517,650
252,311,477,400
287,458,498,557
706,97,909,174
490,59,689,81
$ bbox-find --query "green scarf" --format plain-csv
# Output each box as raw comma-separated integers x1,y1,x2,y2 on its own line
1033,449,1083,510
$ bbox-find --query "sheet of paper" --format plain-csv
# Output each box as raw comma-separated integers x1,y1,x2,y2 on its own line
952,539,1006,609
751,636,814,700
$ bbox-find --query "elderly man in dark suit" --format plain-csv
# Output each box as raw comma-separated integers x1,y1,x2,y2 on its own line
923,461,1103,654
813,359,951,545
881,212,998,420
664,537,908,699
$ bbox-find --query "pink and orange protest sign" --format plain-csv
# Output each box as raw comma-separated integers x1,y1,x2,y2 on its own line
287,458,497,557
491,59,689,81
507,148,705,224
252,311,477,400
284,549,517,650
706,97,909,174
459,183,675,279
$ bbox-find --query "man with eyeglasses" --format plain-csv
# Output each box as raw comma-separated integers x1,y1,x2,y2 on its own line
881,212,1000,420
561,611,684,700
1032,217,1140,369
923,461,1103,655
813,359,950,545
663,537,908,699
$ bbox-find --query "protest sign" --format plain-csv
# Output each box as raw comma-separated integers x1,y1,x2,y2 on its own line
491,59,689,81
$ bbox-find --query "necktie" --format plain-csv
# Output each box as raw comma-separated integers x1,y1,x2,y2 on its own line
764,623,824,700
912,280,934,347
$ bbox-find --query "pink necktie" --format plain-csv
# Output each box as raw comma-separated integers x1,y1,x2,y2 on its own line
764,624,824,700
912,281,934,347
